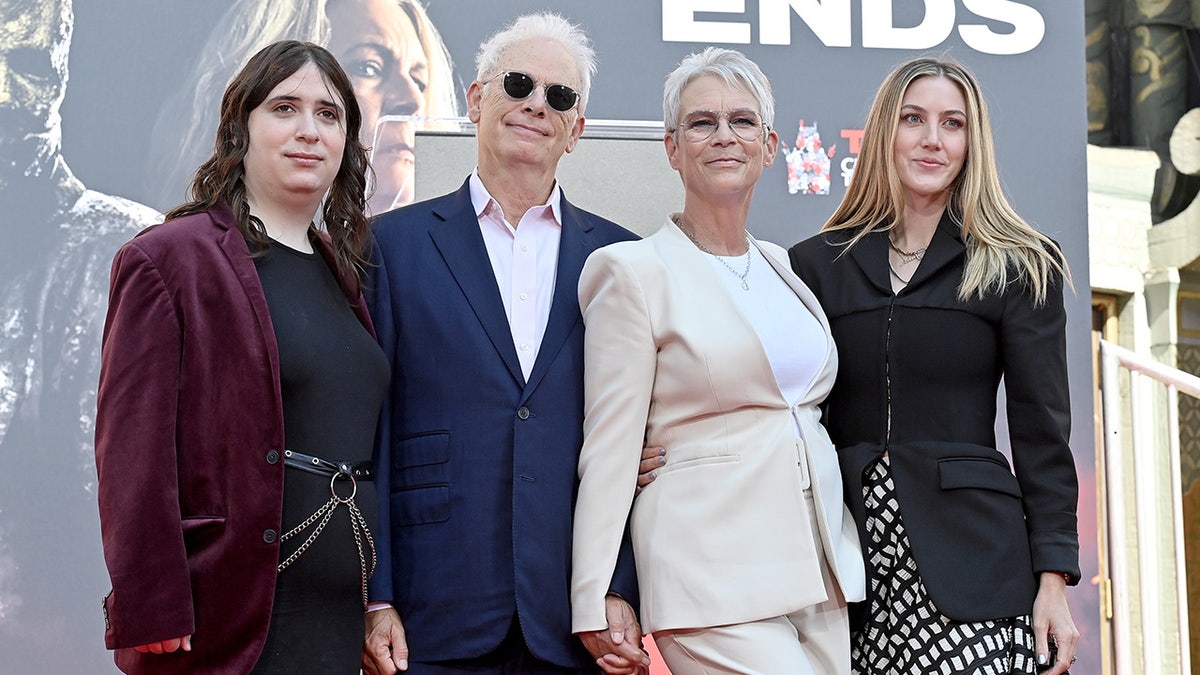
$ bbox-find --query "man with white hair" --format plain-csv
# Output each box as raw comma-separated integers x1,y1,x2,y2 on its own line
363,12,646,675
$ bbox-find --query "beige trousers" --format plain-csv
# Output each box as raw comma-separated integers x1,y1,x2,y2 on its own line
653,491,850,675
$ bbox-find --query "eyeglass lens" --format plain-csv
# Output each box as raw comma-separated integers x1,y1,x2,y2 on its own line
680,110,764,142
501,71,579,112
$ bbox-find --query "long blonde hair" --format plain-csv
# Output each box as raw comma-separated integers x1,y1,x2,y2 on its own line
824,57,1069,304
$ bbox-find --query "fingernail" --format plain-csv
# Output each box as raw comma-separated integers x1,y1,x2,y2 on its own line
656,457,665,466
648,471,656,479
657,448,665,455
1037,654,1048,665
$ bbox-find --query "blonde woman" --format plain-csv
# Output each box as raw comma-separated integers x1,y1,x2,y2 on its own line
788,57,1080,675
147,0,459,215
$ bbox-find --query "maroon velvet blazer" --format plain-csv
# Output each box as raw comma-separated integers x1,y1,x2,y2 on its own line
94,202,373,674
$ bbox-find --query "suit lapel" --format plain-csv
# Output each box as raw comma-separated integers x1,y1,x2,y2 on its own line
521,197,593,397
903,211,965,289
428,182,524,385
659,220,786,406
846,229,893,295
845,211,965,294
211,204,282,396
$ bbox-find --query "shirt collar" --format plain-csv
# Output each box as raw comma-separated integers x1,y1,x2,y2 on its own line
468,168,564,225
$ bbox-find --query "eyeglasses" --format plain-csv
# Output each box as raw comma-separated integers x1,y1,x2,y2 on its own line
489,71,580,113
675,109,768,143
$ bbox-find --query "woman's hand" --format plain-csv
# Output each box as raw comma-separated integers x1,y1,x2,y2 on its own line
1032,572,1078,674
636,446,666,493
133,634,192,654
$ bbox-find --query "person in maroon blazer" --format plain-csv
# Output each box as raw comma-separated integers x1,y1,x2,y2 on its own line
94,41,386,673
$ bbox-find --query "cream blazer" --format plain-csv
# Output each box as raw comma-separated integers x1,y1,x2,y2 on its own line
571,219,866,635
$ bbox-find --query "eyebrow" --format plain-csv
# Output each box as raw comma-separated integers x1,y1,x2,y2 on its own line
684,108,760,117
268,93,343,112
901,103,966,118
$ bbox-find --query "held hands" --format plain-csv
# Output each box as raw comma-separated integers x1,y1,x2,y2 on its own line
362,606,409,674
1032,572,1079,675
133,634,191,654
577,595,651,675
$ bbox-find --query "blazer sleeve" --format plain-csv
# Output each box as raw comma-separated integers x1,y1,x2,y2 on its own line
1001,270,1080,582
365,233,396,603
95,242,195,647
571,247,656,633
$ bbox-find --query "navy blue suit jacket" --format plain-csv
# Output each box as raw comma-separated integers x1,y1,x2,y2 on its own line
366,179,639,668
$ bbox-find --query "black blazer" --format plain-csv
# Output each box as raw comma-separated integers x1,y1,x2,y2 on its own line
787,212,1079,622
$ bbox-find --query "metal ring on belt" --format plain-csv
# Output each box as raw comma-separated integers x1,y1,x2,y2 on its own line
277,449,377,608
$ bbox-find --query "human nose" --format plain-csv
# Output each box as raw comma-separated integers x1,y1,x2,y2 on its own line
921,123,942,148
710,116,737,143
521,84,550,116
296,112,320,142
383,70,424,117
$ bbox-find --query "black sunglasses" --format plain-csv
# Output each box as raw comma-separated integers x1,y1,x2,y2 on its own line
492,71,580,113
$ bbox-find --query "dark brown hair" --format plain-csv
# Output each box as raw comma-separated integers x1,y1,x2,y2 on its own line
166,40,371,288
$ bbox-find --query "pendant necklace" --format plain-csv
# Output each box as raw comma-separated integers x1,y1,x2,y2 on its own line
681,222,752,291
889,237,927,266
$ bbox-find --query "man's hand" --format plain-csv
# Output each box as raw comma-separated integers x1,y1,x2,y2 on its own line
362,606,409,674
133,634,191,654
577,595,650,675
637,446,665,494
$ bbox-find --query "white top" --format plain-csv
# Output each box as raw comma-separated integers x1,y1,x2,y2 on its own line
704,244,826,410
470,170,562,380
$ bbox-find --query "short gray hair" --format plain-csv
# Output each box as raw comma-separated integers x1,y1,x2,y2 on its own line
475,12,597,113
663,47,775,132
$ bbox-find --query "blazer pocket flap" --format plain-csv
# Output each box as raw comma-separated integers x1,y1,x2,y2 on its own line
657,453,739,476
393,485,450,525
398,432,450,468
938,457,1022,498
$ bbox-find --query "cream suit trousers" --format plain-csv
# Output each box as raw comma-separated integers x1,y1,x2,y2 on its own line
653,490,850,675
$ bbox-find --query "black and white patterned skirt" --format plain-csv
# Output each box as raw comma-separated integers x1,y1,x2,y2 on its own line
852,455,1037,675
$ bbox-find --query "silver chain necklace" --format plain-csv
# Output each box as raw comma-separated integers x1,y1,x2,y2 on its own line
888,237,927,265
680,224,752,291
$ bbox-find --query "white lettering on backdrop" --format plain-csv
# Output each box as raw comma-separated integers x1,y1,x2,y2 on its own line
662,0,1045,55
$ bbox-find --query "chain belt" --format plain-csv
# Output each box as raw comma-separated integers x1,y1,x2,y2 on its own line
276,449,377,610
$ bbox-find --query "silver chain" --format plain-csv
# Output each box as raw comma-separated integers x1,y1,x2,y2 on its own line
680,223,752,290
888,237,926,265
277,477,377,609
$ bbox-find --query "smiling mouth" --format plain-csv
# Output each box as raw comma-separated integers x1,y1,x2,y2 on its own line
509,123,548,136
286,153,322,167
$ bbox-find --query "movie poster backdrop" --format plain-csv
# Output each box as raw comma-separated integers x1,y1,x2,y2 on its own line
0,1,1093,672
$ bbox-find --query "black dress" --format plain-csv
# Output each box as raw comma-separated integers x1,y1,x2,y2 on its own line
251,239,389,673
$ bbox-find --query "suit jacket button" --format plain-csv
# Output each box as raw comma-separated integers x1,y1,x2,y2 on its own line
266,450,280,464
262,529,278,544
517,406,531,420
